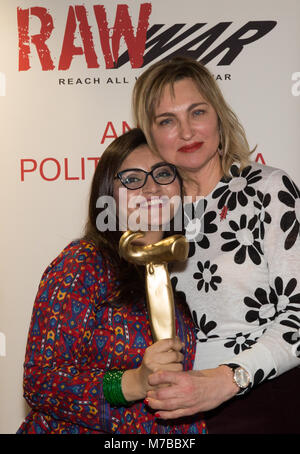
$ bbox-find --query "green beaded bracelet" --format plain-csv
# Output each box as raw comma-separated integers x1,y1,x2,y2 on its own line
103,370,130,407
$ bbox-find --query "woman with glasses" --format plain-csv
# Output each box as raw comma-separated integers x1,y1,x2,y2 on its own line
17,128,206,435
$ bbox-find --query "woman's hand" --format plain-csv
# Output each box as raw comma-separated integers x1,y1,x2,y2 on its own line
143,366,240,419
121,337,184,402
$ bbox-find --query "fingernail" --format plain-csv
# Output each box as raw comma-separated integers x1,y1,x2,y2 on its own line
154,412,161,418
144,398,149,405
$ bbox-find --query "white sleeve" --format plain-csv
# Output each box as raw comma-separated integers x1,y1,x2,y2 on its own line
223,169,300,387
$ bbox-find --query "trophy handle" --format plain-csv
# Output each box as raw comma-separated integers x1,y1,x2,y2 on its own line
119,230,188,342
119,230,189,265
145,263,176,342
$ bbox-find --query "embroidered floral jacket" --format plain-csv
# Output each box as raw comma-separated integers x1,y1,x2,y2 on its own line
17,240,206,434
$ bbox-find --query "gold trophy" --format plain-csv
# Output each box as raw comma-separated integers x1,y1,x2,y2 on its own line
119,231,188,341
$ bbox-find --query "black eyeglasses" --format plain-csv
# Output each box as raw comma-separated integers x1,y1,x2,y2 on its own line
114,163,177,190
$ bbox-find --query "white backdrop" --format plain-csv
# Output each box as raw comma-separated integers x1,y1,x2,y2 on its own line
0,0,299,433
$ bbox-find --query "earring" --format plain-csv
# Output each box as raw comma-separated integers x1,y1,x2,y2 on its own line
218,142,223,156
218,128,223,156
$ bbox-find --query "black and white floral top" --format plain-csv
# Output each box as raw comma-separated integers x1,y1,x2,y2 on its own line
171,161,300,389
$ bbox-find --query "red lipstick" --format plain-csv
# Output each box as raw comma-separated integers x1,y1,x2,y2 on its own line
177,142,203,153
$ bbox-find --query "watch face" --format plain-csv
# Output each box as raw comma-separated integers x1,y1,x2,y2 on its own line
235,367,250,388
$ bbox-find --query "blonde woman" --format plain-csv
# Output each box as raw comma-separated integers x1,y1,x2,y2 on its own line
133,57,300,433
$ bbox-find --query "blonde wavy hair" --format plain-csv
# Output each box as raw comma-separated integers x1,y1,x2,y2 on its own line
132,57,255,178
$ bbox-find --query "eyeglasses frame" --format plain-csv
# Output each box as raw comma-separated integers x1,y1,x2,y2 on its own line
114,163,177,190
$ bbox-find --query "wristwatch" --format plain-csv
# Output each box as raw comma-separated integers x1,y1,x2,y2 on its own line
222,363,251,394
